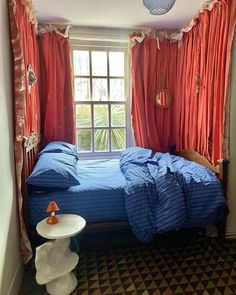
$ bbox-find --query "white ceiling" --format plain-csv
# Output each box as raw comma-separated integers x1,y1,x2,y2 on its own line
33,0,206,30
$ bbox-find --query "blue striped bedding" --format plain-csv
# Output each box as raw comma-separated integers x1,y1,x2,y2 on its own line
120,147,226,242
29,148,226,242
29,159,127,227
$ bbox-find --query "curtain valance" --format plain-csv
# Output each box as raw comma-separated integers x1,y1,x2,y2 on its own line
38,24,71,37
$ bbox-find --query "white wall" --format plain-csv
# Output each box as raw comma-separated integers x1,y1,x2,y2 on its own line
227,34,236,238
0,0,23,294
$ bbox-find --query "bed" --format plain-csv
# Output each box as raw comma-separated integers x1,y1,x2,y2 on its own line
22,132,229,241
29,159,127,226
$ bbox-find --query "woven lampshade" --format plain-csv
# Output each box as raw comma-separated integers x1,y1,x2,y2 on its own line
143,0,176,15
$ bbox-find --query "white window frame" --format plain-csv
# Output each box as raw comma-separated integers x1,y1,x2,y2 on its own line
71,40,132,159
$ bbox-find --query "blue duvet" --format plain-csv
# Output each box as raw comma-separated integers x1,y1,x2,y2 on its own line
120,147,226,242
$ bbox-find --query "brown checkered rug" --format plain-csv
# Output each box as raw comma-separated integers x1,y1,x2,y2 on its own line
76,237,236,295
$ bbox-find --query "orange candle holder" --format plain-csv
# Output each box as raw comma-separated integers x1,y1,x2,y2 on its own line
46,201,60,225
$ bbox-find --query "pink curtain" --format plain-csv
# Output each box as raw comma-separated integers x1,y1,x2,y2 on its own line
8,0,40,263
131,37,178,152
131,0,236,164
176,0,236,164
38,28,75,144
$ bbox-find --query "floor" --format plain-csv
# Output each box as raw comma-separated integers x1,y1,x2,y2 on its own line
19,236,236,295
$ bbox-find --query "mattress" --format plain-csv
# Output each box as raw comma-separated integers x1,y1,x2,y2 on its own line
29,159,127,227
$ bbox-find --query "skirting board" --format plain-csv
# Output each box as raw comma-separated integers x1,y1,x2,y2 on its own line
8,262,23,295
226,227,236,239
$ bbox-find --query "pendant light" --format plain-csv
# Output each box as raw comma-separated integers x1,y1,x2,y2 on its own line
143,0,176,15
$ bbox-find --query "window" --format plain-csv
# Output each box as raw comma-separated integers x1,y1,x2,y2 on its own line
72,45,131,157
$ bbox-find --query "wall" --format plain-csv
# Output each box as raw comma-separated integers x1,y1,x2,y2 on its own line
0,0,23,294
227,33,236,238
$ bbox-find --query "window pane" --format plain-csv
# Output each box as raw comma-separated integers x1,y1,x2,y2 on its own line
73,50,89,76
111,129,126,151
92,51,107,76
92,78,108,101
111,104,125,127
94,104,109,127
109,52,124,77
75,105,91,128
77,129,92,152
110,79,125,101
74,78,90,101
94,129,109,152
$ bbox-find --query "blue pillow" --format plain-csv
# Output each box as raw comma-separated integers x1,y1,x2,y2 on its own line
26,152,80,188
39,141,78,159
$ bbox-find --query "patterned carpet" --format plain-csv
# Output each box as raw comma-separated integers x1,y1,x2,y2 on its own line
76,237,236,295
19,236,236,295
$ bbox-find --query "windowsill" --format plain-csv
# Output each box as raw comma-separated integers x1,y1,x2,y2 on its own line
77,151,122,160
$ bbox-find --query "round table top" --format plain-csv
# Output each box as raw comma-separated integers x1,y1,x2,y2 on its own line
36,214,86,240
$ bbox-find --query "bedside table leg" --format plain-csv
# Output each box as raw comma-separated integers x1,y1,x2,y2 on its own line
35,238,79,295
46,272,77,295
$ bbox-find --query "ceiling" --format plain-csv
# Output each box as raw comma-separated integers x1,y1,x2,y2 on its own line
33,0,206,30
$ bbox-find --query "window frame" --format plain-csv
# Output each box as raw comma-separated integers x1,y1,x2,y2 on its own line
71,42,132,159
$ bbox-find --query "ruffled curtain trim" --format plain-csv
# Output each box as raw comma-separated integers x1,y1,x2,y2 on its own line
38,24,72,38
129,0,220,48
12,0,38,25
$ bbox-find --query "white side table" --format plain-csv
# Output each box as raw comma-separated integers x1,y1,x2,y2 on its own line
35,214,86,295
